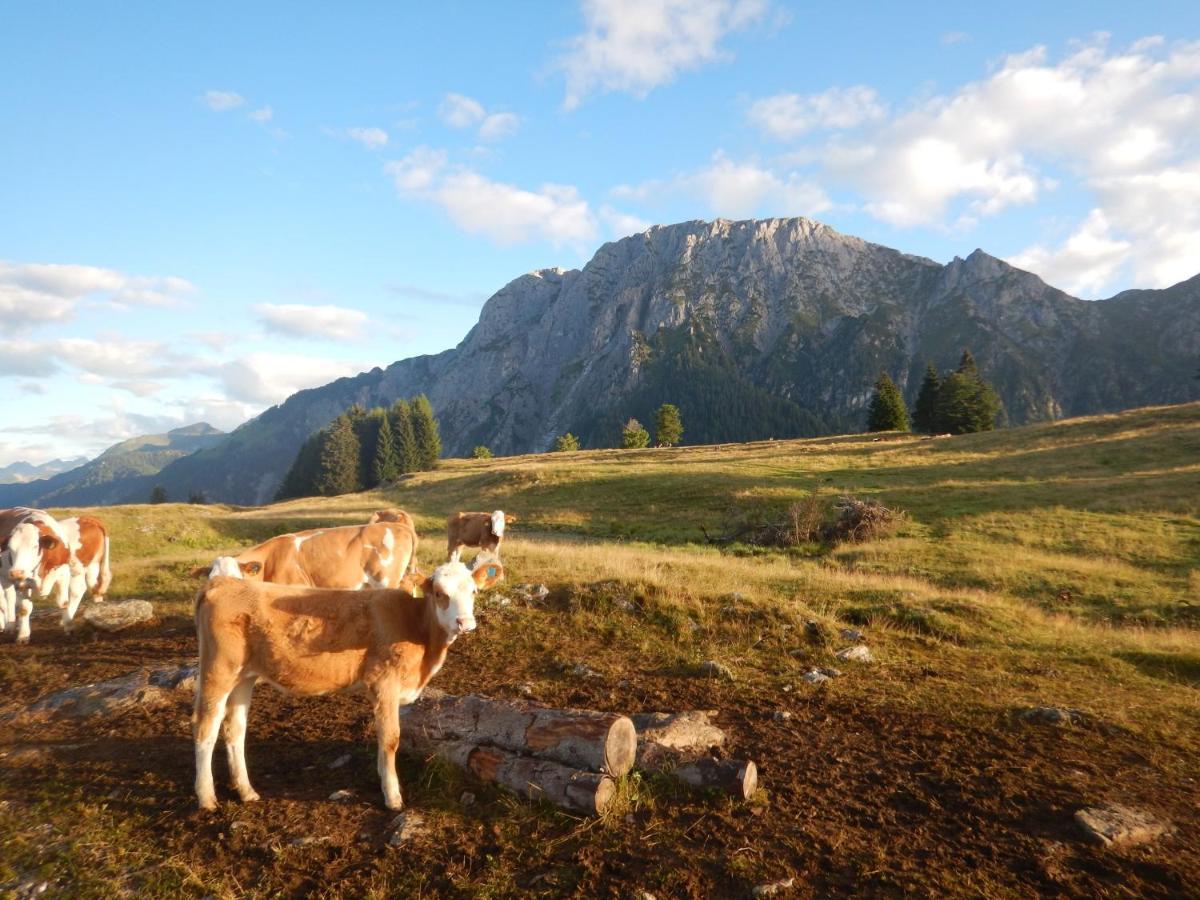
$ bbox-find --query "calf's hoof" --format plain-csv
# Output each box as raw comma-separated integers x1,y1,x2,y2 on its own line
198,797,218,812
384,795,404,811
239,790,261,803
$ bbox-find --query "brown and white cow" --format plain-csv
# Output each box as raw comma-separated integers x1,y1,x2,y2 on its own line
369,508,416,530
0,507,78,643
192,521,417,589
58,515,113,620
192,557,503,810
446,510,514,561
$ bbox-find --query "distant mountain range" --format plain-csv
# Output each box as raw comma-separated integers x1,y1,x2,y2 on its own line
0,423,226,508
0,457,88,485
86,217,1200,505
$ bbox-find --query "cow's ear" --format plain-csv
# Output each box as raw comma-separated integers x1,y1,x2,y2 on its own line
39,534,59,551
505,514,516,524
409,576,434,599
188,565,210,578
241,561,262,576
472,562,503,589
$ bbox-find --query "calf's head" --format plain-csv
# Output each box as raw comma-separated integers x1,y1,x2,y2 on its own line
3,522,61,595
424,559,504,641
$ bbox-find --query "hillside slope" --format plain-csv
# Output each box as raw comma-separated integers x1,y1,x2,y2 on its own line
0,422,225,507
151,217,1200,504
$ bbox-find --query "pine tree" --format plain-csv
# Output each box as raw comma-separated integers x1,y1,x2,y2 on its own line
149,485,168,504
472,446,493,459
314,414,361,496
553,432,580,452
866,373,910,432
912,363,941,433
353,408,386,488
933,370,1001,434
391,399,419,474
621,418,650,449
370,413,401,485
410,394,442,469
654,403,684,446
956,349,979,377
276,431,323,500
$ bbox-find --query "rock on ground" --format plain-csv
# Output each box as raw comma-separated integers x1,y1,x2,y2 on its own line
801,670,830,685
752,877,796,896
387,812,428,847
697,660,735,681
328,790,355,802
1020,707,1088,726
1075,805,1171,847
81,599,154,632
16,663,196,720
835,645,873,663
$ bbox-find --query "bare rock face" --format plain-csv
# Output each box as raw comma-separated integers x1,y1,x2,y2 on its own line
1075,805,1171,847
81,599,154,632
144,216,1200,504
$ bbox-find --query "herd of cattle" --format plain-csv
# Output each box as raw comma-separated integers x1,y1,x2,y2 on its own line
0,503,513,812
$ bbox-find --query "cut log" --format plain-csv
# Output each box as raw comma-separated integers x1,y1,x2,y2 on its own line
675,758,758,800
630,710,726,753
399,691,636,776
637,741,758,800
423,740,616,815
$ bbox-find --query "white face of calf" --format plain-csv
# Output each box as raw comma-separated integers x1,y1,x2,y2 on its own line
490,510,506,538
4,522,46,595
429,560,489,641
209,556,243,579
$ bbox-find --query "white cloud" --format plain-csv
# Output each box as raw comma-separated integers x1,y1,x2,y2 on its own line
347,126,389,149
201,90,246,112
439,94,521,141
479,112,520,141
386,148,598,246
219,354,372,405
747,86,885,139
111,380,166,397
600,205,652,237
0,261,196,332
1007,209,1132,296
614,152,831,219
248,106,274,122
557,0,770,110
439,93,486,128
941,31,970,46
254,303,369,341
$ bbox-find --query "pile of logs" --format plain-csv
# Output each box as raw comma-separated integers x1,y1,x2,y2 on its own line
399,689,757,816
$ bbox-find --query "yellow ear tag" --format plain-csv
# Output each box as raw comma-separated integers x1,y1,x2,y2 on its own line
411,584,424,599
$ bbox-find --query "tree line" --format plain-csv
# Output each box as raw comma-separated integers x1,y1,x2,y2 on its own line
276,395,442,499
867,350,1002,434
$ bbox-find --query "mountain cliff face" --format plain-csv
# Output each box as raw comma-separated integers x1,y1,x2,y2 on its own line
150,217,1200,505
0,423,226,507
0,457,88,484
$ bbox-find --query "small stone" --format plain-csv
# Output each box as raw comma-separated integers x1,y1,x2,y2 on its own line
387,811,428,846
328,753,352,769
1020,707,1088,727
459,791,476,806
81,599,154,632
230,821,248,831
804,620,826,642
328,789,355,802
752,878,795,897
801,669,830,685
570,663,602,679
697,660,734,681
772,710,793,722
516,683,534,697
818,667,842,678
1075,805,1170,847
781,684,793,693
835,645,873,663
288,835,329,847
839,628,864,642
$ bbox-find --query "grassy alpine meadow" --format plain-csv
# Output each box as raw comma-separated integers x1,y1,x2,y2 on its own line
1,402,1198,897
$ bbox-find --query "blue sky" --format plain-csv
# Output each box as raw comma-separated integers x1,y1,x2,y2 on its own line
2,1,1198,465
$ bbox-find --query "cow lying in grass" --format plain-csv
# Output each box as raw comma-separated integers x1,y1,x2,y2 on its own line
192,557,502,810
447,510,514,562
191,520,417,589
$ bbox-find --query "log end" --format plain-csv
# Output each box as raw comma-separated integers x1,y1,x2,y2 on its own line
593,776,617,816
604,716,638,777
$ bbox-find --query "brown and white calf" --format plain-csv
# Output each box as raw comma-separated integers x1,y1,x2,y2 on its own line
192,520,417,589
58,515,113,619
192,558,502,810
0,507,79,643
446,510,514,561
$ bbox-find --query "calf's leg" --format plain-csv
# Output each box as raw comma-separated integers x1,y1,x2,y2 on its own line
222,676,260,802
372,683,404,810
193,666,237,810
15,595,33,644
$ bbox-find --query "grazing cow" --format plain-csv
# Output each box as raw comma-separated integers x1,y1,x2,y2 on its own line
58,515,113,621
447,510,515,561
369,508,416,531
192,557,503,810
191,521,417,589
0,507,78,643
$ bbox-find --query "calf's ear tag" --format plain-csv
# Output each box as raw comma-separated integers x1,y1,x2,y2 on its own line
411,584,425,598
487,566,497,578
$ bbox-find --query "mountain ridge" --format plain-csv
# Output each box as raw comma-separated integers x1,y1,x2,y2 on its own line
140,217,1200,504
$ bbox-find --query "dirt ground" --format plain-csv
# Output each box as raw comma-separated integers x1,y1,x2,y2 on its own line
1,615,1196,899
